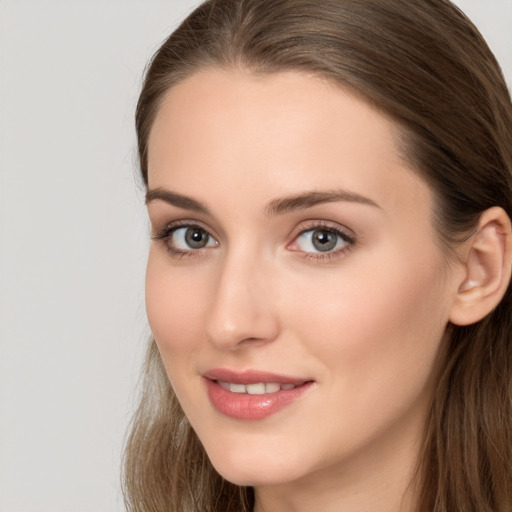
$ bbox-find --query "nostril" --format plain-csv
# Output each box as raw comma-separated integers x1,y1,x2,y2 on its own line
204,266,280,349
205,307,280,350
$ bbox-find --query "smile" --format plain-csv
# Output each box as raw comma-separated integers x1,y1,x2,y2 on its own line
203,369,314,420
217,381,300,394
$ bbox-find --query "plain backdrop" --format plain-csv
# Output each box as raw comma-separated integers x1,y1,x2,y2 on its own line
0,1,510,511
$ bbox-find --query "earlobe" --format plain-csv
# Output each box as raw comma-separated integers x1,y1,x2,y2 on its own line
449,207,512,326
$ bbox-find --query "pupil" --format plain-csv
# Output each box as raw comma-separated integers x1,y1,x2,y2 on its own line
312,230,336,252
186,228,208,248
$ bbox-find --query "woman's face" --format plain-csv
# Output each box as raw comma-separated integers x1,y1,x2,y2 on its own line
145,69,462,491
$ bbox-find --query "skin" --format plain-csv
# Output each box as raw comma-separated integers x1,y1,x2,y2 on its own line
145,68,468,512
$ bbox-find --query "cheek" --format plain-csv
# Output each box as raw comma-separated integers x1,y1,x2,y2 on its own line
276,251,450,459
287,247,450,396
145,250,207,361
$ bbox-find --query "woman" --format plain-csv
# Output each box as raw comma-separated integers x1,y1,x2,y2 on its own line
123,1,512,511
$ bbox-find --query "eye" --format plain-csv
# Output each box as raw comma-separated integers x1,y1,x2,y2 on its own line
152,223,219,256
170,226,217,250
290,226,354,254
172,226,216,250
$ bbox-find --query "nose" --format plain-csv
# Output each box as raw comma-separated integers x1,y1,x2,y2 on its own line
205,250,280,350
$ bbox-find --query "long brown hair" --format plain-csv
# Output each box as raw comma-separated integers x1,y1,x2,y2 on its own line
123,1,512,511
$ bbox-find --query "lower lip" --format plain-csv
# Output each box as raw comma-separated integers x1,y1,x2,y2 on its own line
205,379,314,420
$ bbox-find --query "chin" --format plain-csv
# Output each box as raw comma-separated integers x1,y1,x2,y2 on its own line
204,441,306,487
212,463,293,487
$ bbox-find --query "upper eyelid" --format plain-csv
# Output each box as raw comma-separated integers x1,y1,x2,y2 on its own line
151,218,356,245
151,219,218,240
290,226,355,249
152,223,218,257
288,220,356,241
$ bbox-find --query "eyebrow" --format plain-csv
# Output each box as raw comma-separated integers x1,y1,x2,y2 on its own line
265,190,381,215
145,187,380,215
146,188,210,214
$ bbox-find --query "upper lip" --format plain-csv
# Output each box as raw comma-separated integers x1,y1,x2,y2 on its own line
202,368,312,385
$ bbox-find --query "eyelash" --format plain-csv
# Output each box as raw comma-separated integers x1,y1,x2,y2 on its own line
152,221,215,259
288,221,356,262
152,220,356,262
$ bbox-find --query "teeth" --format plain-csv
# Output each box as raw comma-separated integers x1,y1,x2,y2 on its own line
246,383,266,395
218,381,230,391
265,383,280,393
217,381,298,394
230,383,246,393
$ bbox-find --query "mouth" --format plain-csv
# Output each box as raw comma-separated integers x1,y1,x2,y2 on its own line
202,369,315,420
216,381,302,394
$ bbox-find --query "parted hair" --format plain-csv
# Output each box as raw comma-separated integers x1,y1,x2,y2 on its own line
123,1,512,511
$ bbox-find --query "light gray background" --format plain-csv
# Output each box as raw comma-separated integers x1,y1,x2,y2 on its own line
0,1,510,511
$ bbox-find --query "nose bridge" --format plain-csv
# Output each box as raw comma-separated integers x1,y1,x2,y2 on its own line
205,243,279,349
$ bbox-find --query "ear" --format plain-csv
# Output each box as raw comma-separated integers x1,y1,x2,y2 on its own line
449,207,512,326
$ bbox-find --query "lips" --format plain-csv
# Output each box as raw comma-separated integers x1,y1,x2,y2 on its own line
217,381,298,394
203,369,314,420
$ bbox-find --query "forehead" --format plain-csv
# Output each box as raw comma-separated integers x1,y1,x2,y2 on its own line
147,68,431,219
